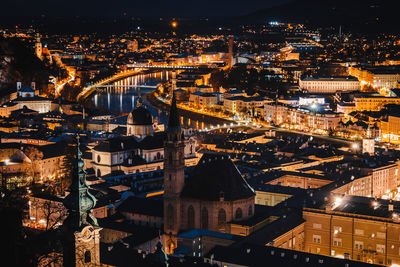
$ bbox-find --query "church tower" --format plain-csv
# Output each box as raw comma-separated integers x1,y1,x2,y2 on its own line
35,33,43,61
163,91,185,253
62,137,102,267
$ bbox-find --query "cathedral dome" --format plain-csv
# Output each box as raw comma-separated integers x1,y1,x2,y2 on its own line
127,105,153,125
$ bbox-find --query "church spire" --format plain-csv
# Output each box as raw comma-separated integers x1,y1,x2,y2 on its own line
167,90,181,138
63,135,98,230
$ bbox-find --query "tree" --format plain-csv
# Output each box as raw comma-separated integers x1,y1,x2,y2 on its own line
0,184,34,266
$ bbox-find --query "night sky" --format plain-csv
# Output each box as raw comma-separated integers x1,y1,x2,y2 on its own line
2,0,293,17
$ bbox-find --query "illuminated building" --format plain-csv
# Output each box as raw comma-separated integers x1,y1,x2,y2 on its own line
303,195,400,266
126,39,138,52
35,33,43,60
0,86,53,117
299,76,360,94
353,94,400,111
264,103,343,132
163,92,255,253
380,115,400,144
348,65,400,89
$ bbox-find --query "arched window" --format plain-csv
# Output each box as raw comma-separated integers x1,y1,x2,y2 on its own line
201,207,208,230
166,204,174,230
235,208,242,220
157,152,161,160
248,205,253,217
190,145,193,154
97,155,101,163
218,209,227,232
137,127,141,135
187,205,195,229
84,250,91,263
97,169,101,177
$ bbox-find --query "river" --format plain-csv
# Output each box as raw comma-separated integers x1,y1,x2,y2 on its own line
91,71,228,130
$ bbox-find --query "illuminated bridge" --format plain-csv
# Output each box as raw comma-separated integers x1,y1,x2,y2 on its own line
77,64,211,100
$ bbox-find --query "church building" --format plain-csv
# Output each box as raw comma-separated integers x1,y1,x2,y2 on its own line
163,92,256,253
62,139,102,267
91,98,196,177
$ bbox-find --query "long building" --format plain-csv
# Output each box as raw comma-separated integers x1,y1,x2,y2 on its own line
348,65,400,89
299,76,360,94
264,103,343,132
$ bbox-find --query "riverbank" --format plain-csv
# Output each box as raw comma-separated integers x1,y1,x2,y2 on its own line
145,91,231,126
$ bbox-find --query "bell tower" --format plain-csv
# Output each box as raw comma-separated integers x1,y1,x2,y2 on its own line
35,33,43,61
163,91,185,253
62,136,102,267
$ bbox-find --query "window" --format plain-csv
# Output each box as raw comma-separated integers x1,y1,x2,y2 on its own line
201,208,208,230
248,205,253,217
313,223,322,229
97,155,101,163
218,209,227,232
377,244,385,254
97,169,101,177
235,208,243,219
355,241,364,250
187,205,195,229
84,251,91,263
333,238,342,247
313,235,321,244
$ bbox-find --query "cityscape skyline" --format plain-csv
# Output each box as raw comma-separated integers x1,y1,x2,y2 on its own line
1,2,400,267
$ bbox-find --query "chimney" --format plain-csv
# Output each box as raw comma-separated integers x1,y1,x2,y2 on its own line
16,82,22,90
31,82,36,90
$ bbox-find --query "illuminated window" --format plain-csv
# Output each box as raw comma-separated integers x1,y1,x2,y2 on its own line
377,244,385,253
333,238,342,247
313,235,321,244
355,241,363,250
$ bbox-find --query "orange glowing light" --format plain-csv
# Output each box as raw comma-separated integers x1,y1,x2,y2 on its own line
171,21,178,28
